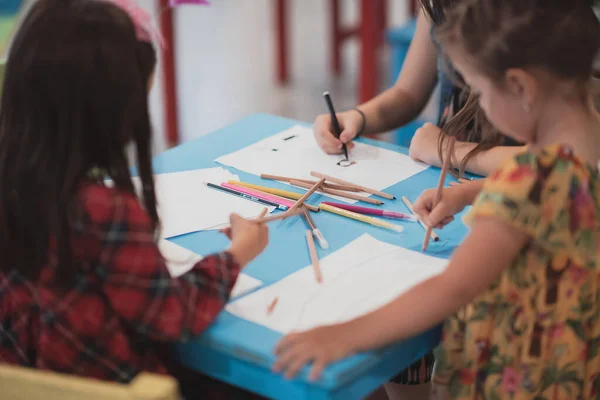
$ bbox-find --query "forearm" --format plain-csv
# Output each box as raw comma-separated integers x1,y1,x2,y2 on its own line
345,274,466,352
454,143,525,176
358,88,423,136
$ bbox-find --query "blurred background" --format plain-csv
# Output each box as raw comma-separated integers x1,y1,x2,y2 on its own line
0,0,438,153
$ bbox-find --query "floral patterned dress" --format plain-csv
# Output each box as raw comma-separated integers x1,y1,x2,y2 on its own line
433,144,600,400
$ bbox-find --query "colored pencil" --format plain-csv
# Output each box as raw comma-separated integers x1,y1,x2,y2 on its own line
222,182,295,208
323,91,348,161
257,207,269,220
267,297,279,314
226,181,320,212
302,208,329,249
319,203,403,233
306,230,322,283
260,174,359,192
310,171,396,200
205,182,287,210
290,179,383,205
321,202,417,222
402,196,439,242
289,178,326,212
423,137,456,252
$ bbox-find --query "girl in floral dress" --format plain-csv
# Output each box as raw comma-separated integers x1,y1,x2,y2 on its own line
273,0,600,398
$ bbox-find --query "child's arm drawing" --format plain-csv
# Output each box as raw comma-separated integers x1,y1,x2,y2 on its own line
273,216,528,380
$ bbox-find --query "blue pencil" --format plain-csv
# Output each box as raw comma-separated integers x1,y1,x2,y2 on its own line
205,182,289,211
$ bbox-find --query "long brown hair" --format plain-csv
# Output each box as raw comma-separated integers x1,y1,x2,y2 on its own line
419,0,503,177
0,0,158,284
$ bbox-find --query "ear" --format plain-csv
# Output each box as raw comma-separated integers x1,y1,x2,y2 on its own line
505,68,537,107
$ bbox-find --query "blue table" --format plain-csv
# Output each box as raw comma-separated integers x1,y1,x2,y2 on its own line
157,114,470,399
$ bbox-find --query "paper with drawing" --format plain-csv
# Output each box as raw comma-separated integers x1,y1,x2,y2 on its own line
215,126,429,203
226,234,448,334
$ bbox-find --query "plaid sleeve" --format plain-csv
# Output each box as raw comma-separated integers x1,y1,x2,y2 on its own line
91,189,241,342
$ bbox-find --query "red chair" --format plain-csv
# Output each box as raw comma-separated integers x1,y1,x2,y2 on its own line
275,0,418,103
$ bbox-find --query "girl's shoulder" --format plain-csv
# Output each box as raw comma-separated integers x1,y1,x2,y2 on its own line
77,182,151,228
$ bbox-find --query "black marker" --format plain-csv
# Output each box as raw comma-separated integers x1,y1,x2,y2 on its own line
323,91,348,161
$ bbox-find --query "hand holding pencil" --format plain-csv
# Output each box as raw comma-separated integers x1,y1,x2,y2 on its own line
412,186,471,229
226,213,269,268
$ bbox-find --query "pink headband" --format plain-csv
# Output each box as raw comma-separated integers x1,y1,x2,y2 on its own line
106,0,165,48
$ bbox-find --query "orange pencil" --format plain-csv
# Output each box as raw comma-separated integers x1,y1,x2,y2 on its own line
423,137,456,251
267,297,279,314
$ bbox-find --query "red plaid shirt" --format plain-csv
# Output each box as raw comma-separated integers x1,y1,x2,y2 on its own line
0,183,240,383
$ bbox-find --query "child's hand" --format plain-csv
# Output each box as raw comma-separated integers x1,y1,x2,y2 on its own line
313,111,362,154
226,214,269,267
273,324,356,381
409,122,443,165
413,186,469,229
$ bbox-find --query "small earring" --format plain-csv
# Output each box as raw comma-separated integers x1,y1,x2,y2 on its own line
523,103,531,113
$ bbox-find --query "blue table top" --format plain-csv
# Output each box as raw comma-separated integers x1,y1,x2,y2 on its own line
160,114,470,399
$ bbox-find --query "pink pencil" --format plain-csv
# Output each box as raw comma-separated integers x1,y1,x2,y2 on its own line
221,182,295,208
321,202,417,222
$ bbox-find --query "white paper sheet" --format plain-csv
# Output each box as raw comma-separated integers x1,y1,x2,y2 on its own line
159,239,262,298
112,167,273,238
226,234,448,334
215,126,429,203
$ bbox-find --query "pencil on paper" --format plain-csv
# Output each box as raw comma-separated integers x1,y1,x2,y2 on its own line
423,137,456,252
310,171,396,200
290,179,383,205
306,230,322,283
226,181,320,212
319,203,403,233
402,196,439,242
259,174,359,192
222,182,296,209
289,178,325,212
267,297,279,314
257,207,269,220
302,208,329,249
321,202,417,222
205,182,287,210
323,91,348,161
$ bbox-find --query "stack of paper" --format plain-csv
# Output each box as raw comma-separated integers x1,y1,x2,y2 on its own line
159,239,263,298
109,167,273,238
226,234,448,334
215,125,429,203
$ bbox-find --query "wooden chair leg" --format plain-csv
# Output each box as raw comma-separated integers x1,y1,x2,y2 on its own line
330,0,342,75
159,0,179,147
358,0,381,103
275,0,289,84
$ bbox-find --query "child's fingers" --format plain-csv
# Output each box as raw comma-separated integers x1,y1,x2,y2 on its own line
449,181,461,187
273,342,309,376
435,216,454,229
309,358,327,382
274,333,298,356
219,228,232,239
284,352,312,379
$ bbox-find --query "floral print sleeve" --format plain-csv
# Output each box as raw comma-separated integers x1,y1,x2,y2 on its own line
434,144,600,400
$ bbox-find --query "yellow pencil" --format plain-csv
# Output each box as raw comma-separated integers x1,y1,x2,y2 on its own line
319,204,403,233
228,180,302,200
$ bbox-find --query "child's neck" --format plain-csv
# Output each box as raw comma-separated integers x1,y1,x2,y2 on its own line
530,93,600,167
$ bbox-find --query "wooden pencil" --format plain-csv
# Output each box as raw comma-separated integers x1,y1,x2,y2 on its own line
227,181,319,212
305,230,322,283
310,171,395,200
260,174,359,192
289,178,326,212
423,137,456,251
267,297,279,314
290,179,384,205
402,196,439,242
257,207,269,221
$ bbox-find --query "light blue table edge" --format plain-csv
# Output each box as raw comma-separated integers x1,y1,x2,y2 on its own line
159,113,456,398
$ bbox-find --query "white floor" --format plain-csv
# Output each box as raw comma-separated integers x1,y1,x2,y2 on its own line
14,0,431,153
140,0,419,153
